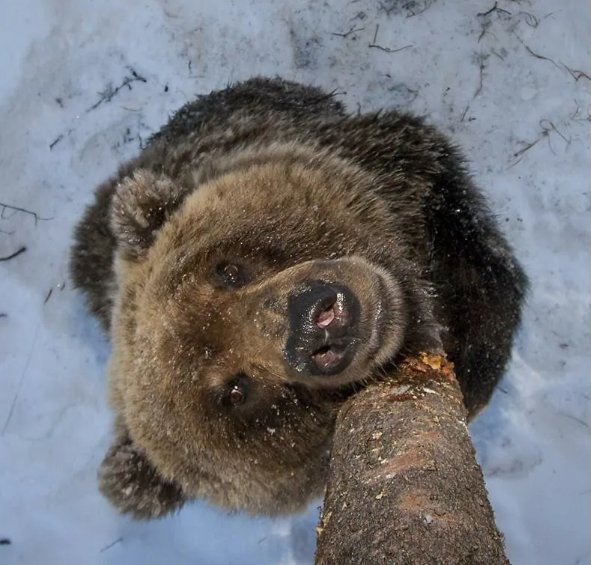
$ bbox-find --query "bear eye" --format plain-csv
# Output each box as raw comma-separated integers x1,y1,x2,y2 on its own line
229,384,246,406
216,262,248,288
225,373,250,407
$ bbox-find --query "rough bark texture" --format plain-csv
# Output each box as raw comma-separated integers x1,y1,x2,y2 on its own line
315,353,509,565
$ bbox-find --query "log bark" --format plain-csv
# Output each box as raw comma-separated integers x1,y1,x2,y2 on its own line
315,353,508,565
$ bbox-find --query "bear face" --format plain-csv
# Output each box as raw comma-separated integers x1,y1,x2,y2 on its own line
107,146,430,515
71,78,526,520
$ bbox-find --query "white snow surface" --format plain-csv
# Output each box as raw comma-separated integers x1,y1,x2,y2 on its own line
0,1,589,563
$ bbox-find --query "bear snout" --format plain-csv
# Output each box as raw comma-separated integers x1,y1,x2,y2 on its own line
283,280,361,377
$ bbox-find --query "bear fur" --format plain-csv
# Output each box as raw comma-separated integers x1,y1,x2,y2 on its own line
70,77,527,519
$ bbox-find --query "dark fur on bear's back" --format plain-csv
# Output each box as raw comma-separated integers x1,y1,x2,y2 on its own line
71,78,527,518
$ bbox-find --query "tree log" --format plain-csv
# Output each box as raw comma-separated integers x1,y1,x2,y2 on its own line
315,353,508,565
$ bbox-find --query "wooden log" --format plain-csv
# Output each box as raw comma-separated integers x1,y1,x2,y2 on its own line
315,353,508,565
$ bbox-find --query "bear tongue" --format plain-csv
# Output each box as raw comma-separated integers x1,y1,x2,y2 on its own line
316,306,335,328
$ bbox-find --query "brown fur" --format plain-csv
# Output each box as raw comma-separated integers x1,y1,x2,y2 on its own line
70,78,527,518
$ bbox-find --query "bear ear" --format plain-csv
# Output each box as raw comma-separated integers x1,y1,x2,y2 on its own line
98,434,186,519
111,169,187,259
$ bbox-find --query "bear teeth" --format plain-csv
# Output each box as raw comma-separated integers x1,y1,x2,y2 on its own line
312,345,345,370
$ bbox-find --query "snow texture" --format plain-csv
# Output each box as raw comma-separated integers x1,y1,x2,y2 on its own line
0,1,589,563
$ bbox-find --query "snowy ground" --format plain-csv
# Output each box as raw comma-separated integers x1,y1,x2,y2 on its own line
0,0,589,563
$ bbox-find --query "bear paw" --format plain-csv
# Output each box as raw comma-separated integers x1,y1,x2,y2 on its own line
98,437,185,519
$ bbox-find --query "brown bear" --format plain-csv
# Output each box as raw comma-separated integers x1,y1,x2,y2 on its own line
70,77,527,519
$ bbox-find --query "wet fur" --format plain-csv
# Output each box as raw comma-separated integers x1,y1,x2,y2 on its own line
71,78,527,518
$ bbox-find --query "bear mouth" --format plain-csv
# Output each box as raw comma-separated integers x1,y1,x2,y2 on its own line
310,339,357,374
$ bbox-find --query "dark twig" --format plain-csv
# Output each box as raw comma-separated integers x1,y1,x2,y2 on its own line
562,64,591,82
569,104,581,121
539,119,570,145
369,24,412,53
511,119,569,160
372,23,379,44
2,322,40,436
491,48,506,61
0,246,26,262
518,11,539,27
560,412,590,429
478,21,492,42
331,26,364,38
514,33,591,82
512,131,547,158
369,42,412,53
87,67,147,112
100,538,123,553
507,156,524,169
523,43,562,69
513,33,562,70
0,202,52,225
43,282,66,305
460,104,471,122
49,134,64,150
569,103,591,123
460,54,488,122
349,10,367,22
0,538,11,545
477,2,512,18
474,54,488,98
476,2,512,41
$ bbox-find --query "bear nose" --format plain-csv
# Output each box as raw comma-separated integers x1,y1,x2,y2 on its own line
284,281,360,377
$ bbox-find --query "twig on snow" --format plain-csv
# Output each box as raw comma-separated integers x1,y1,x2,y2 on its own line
512,130,547,158
100,538,123,553
477,2,512,18
514,33,590,82
331,26,365,38
513,33,561,70
460,53,489,122
510,119,569,163
0,246,27,262
562,65,591,82
87,67,147,112
518,11,539,27
49,134,64,150
0,202,53,225
474,53,488,98
368,25,412,53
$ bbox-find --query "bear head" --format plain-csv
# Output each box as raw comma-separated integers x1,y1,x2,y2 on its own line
102,143,438,517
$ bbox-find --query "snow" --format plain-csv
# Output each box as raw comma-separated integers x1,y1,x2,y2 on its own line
0,0,589,563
